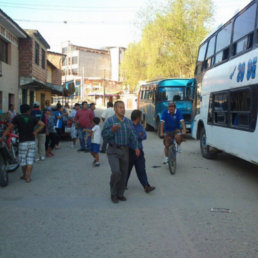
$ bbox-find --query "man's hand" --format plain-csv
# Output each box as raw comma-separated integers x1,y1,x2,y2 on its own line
135,148,140,157
182,128,187,135
111,124,120,132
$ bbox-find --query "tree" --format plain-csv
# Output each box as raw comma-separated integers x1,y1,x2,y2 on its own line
121,0,214,92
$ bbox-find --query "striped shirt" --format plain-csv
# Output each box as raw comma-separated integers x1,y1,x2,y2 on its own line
101,115,138,149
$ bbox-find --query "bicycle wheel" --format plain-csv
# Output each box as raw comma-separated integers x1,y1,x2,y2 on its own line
168,144,176,175
7,144,19,172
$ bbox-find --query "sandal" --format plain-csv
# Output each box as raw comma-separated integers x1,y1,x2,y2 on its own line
20,176,26,180
26,178,31,183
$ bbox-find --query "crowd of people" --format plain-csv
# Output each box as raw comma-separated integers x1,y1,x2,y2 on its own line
0,99,187,204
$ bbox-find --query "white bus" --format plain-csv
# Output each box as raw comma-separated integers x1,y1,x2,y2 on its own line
191,0,258,165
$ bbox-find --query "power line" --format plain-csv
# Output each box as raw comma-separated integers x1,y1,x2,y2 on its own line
14,18,132,25
0,2,139,12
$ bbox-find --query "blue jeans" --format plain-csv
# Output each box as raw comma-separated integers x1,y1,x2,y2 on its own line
126,148,149,188
78,128,91,150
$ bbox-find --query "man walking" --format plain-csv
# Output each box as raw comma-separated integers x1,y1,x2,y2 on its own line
75,101,94,152
102,101,140,203
69,103,80,148
100,101,115,153
0,104,44,183
31,102,46,161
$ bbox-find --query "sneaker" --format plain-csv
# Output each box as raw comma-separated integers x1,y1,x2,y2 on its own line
92,160,96,165
77,148,86,152
35,158,40,162
95,162,100,167
163,157,168,164
40,156,45,161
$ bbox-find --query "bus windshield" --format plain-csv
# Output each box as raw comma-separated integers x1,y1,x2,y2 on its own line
157,87,184,102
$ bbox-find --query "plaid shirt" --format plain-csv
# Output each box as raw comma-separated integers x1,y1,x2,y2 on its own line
101,115,138,149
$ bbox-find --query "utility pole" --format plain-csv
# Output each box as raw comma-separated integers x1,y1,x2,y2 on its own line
103,69,106,106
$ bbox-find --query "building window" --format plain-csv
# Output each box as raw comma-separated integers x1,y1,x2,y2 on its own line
0,38,8,63
41,49,45,69
72,56,78,64
72,68,78,75
35,42,39,65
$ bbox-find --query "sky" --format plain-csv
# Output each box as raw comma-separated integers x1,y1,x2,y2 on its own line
0,0,252,52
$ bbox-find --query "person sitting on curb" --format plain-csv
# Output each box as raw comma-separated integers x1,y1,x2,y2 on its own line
126,109,155,193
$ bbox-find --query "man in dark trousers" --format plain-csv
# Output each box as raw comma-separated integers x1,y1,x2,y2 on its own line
126,109,155,193
0,104,44,183
102,101,140,203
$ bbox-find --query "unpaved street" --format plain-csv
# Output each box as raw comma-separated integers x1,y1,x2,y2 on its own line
0,125,258,257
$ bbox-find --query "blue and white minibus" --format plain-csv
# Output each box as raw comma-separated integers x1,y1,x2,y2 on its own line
191,0,258,164
138,78,196,136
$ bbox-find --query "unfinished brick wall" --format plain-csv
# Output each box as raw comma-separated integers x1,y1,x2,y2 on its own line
19,37,47,82
19,38,33,77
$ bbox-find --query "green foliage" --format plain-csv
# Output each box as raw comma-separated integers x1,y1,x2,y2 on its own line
121,0,214,92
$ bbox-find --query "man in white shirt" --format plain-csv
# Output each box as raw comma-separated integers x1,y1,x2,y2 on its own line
100,102,115,153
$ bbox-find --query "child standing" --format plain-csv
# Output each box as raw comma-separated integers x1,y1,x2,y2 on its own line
85,117,101,167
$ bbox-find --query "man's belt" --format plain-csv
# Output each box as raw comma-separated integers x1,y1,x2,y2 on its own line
109,143,127,149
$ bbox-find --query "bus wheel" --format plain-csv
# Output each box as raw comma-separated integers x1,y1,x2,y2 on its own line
143,117,151,131
200,128,217,159
156,119,162,138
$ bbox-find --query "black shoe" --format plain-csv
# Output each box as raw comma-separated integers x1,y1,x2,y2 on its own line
117,196,127,201
77,148,86,152
100,150,106,153
144,185,155,193
84,149,90,152
111,195,119,203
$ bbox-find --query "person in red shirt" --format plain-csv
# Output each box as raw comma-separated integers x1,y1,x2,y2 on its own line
75,101,94,152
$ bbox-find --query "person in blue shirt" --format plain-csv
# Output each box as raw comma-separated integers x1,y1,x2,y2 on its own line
160,102,186,164
126,109,155,193
54,105,64,149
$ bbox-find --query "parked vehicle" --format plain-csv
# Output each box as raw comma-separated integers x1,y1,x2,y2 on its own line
0,123,19,187
191,1,258,165
138,78,196,137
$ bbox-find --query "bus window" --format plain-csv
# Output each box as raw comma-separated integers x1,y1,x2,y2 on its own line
144,90,149,100
213,93,228,124
234,4,256,42
140,90,144,99
230,89,251,128
232,3,256,55
196,42,207,74
204,36,216,69
215,23,232,64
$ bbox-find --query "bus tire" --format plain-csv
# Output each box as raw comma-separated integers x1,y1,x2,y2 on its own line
200,128,217,159
143,117,151,131
156,119,162,138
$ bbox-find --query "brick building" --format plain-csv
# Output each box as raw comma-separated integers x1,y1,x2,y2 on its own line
0,9,27,113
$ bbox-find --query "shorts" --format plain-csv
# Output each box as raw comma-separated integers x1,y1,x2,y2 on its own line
163,130,181,148
70,125,78,139
19,141,36,166
90,143,100,154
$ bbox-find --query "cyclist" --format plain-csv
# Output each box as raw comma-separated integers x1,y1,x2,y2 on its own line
160,102,186,164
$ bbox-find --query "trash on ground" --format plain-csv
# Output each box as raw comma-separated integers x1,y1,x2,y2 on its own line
210,208,232,213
